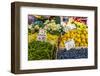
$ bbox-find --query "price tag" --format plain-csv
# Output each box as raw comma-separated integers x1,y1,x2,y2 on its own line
65,39,75,50
69,24,76,29
64,24,76,32
37,29,46,41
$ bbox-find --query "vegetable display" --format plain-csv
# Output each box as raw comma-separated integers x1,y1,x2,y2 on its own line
28,15,88,60
28,41,56,60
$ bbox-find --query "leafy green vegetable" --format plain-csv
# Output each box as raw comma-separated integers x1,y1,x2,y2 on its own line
28,41,56,60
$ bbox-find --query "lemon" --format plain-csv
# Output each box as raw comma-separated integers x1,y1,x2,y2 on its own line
80,43,84,46
84,43,88,47
82,39,86,43
83,30,87,34
81,34,85,39
77,34,80,38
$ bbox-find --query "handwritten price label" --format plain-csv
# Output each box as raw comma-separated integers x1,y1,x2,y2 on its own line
65,39,75,50
64,24,76,32
37,29,46,41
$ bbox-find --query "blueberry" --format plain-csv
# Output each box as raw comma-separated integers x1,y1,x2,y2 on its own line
57,48,88,59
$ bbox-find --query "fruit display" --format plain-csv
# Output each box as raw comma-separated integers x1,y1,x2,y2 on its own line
59,28,88,48
28,33,59,46
57,48,88,59
72,21,87,30
47,33,58,46
57,17,88,59
28,33,37,43
28,15,88,60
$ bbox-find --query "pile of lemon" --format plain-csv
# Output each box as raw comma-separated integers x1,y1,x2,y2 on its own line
59,28,88,48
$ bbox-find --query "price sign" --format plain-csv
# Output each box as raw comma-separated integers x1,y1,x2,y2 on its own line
64,24,76,32
65,39,75,50
37,29,46,41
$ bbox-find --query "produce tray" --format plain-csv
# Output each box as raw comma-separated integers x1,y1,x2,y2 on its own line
57,47,88,59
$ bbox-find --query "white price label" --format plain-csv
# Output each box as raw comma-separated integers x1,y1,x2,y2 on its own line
37,29,46,41
64,24,76,32
37,35,46,41
65,39,75,50
69,24,76,29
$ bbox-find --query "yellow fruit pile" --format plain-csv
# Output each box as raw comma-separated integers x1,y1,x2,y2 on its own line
47,33,59,46
59,28,88,48
28,33,37,43
28,33,59,46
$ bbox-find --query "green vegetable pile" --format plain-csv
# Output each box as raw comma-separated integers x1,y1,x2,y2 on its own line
28,41,56,60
